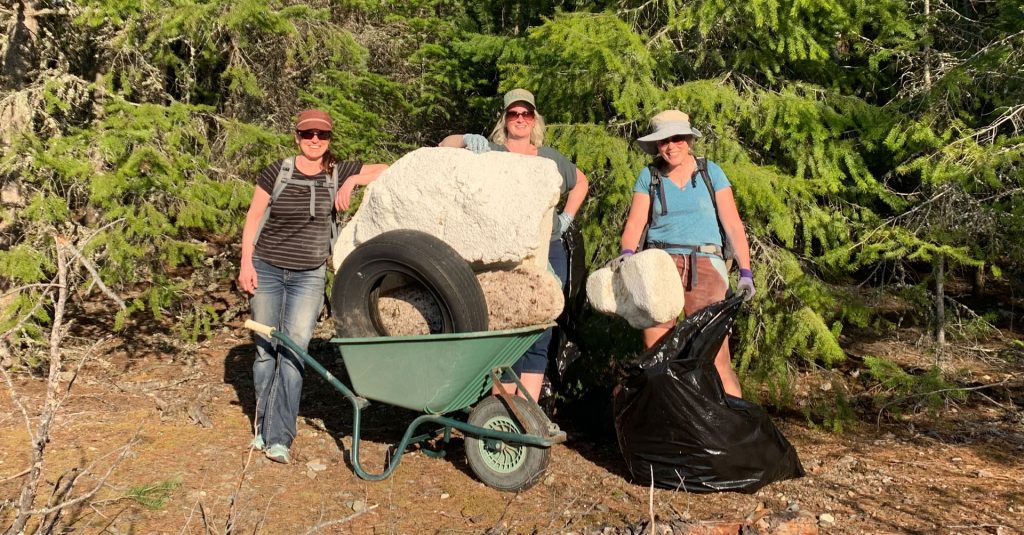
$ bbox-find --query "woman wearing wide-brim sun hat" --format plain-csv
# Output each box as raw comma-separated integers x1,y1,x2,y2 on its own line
237,109,389,463
617,109,754,398
438,88,590,403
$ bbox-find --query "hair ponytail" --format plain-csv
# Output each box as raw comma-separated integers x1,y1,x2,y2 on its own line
321,151,337,174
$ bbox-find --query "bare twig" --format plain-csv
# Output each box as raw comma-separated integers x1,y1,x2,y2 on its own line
299,504,379,535
223,431,263,534
199,501,215,535
0,356,35,442
3,240,69,535
0,283,61,297
26,429,142,515
63,240,127,311
648,466,656,535
0,468,30,483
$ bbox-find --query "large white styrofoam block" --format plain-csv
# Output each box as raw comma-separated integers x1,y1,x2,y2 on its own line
333,147,561,271
585,268,619,315
586,249,684,329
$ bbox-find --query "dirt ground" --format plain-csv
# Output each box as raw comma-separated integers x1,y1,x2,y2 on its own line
2,313,1023,534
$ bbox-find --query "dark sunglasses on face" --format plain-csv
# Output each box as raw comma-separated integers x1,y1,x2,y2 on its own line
657,134,691,146
657,135,692,146
505,109,536,121
297,129,331,140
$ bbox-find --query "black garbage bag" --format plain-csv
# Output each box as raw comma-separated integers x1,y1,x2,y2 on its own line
613,295,804,493
541,221,587,406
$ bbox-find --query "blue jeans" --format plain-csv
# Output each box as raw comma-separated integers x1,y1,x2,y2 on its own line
251,257,326,448
511,239,568,375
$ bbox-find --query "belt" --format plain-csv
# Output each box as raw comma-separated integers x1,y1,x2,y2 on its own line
646,242,722,287
646,242,722,256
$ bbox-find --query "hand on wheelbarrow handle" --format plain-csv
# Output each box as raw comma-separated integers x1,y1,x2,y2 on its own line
244,319,275,337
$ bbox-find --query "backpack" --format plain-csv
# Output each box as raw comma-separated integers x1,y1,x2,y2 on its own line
638,156,737,271
253,156,342,254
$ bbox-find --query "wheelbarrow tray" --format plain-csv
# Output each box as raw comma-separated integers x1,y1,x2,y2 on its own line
333,324,548,414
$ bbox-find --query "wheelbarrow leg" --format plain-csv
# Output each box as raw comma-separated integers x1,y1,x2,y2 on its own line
489,368,566,442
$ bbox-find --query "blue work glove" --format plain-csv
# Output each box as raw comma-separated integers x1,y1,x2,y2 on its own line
557,211,574,236
605,249,634,270
737,268,755,301
463,134,490,154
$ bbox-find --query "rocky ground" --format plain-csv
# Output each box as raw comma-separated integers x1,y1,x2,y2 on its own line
2,312,1023,534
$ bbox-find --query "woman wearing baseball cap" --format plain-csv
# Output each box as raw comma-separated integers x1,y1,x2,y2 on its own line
618,110,754,398
237,109,388,463
439,89,590,403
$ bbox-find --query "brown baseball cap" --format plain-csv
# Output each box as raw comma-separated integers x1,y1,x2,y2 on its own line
295,109,333,131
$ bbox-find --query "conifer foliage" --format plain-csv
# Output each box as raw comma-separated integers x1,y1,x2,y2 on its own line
1,0,1021,407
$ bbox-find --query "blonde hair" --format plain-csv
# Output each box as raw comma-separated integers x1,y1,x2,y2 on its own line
489,110,546,147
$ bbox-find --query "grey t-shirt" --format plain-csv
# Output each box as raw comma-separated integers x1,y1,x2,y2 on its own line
490,143,577,240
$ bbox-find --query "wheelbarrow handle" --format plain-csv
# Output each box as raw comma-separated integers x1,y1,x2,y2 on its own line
244,319,274,337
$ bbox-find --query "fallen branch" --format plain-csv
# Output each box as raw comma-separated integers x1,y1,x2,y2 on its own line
299,504,378,535
0,468,30,484
26,429,142,516
648,466,656,535
875,379,1016,427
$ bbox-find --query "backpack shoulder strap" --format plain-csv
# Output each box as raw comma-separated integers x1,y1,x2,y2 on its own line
695,156,735,265
326,162,343,255
696,156,722,220
270,157,296,203
648,164,667,216
254,158,296,246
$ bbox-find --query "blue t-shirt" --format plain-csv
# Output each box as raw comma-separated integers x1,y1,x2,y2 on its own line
633,160,731,256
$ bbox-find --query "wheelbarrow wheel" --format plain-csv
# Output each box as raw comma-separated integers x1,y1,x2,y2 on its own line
465,396,550,492
332,229,488,337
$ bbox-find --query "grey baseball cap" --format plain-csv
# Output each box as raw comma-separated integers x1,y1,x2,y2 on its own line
503,88,536,110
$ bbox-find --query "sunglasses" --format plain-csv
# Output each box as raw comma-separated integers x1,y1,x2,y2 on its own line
657,135,691,146
297,129,332,140
505,109,536,121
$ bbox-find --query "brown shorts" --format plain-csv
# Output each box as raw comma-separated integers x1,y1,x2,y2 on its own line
671,254,728,317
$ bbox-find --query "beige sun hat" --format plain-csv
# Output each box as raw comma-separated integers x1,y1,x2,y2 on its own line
636,110,702,154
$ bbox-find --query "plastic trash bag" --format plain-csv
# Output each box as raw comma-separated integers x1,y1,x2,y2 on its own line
613,295,804,493
541,221,587,405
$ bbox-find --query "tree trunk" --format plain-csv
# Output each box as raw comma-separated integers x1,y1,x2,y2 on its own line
972,263,985,298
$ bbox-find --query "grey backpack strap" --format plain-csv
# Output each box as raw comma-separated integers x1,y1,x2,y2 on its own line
254,157,296,246
327,163,341,255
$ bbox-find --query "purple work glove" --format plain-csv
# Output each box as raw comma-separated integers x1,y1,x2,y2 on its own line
606,249,634,270
737,268,755,301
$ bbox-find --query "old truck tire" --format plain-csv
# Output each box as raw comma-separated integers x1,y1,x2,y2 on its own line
331,230,488,337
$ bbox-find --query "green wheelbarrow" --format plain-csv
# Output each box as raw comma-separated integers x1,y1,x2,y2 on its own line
244,320,567,492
